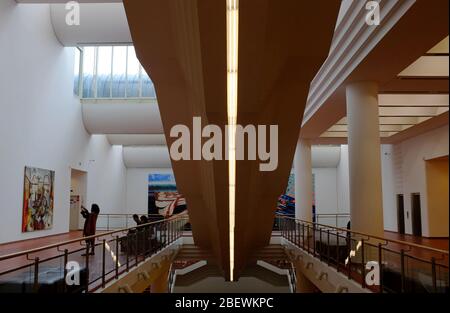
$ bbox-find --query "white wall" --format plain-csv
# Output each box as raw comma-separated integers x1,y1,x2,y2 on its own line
382,125,449,237
336,145,350,214
0,1,126,244
126,168,173,214
381,144,397,232
312,168,338,215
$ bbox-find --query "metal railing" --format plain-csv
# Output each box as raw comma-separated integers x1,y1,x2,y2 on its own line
96,213,166,231
315,213,350,228
0,215,188,293
277,215,449,293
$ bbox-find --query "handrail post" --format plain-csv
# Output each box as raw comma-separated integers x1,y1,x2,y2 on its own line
107,215,110,231
148,225,153,255
291,219,294,242
306,224,310,253
63,249,68,293
85,243,90,292
102,239,106,288
431,257,437,293
313,224,316,256
135,231,139,266
336,234,340,272
336,214,338,228
361,239,366,288
378,243,383,293
33,257,39,293
400,249,405,292
115,235,119,279
327,229,330,265
302,223,305,250
347,236,352,280
294,221,297,245
319,228,323,261
126,234,130,271
63,249,69,292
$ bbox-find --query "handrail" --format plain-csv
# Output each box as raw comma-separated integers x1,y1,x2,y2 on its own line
280,215,448,255
0,215,186,261
315,213,350,216
98,213,163,216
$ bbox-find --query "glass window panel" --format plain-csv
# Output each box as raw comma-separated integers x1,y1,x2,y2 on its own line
111,46,127,98
141,70,156,98
126,46,140,98
73,48,80,96
97,46,112,98
82,47,95,98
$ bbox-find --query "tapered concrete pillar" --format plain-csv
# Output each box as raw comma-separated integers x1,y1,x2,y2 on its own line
294,138,313,222
346,82,384,237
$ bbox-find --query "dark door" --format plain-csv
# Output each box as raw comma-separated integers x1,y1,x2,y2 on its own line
411,193,422,236
397,194,405,234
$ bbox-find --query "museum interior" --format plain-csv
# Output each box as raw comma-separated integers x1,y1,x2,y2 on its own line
0,0,448,294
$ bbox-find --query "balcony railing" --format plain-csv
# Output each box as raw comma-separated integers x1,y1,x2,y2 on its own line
315,213,350,228
278,215,449,293
0,215,188,293
96,213,165,231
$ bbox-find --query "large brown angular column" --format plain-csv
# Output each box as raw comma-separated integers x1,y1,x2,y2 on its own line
123,0,230,277
123,0,340,280
233,0,340,279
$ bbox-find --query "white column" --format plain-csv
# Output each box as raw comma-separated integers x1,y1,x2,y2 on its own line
294,138,312,222
346,81,384,237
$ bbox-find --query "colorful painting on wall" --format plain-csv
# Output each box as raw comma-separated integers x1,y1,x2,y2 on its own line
148,172,187,218
276,172,316,217
22,166,55,232
276,173,295,216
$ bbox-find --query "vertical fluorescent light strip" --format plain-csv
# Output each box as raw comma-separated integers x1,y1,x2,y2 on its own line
227,0,238,282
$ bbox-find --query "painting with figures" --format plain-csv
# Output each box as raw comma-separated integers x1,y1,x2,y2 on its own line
22,166,55,232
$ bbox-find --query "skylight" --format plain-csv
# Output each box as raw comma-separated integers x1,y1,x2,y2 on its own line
74,45,156,99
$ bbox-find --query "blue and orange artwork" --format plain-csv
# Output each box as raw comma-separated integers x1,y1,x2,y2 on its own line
276,173,295,216
148,173,187,218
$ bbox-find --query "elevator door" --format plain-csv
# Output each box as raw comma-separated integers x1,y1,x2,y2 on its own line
411,193,422,237
397,194,405,235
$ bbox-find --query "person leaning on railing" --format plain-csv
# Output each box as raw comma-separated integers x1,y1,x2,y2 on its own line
80,204,100,256
120,214,142,254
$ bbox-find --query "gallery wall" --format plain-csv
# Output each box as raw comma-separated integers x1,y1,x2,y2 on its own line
0,1,127,244
382,125,449,237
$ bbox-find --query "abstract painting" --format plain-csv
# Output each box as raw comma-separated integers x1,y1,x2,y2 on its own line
148,172,187,218
276,172,316,216
22,166,55,232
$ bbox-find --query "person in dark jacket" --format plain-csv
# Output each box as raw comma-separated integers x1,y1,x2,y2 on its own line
81,204,100,256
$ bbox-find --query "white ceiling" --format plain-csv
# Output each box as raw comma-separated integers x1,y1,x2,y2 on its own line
321,37,449,140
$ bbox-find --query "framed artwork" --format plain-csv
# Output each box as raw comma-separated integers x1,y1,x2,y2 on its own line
148,172,187,218
22,166,55,232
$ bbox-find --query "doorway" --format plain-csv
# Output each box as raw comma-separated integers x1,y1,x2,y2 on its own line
425,156,449,237
70,169,87,231
411,193,422,237
396,194,405,235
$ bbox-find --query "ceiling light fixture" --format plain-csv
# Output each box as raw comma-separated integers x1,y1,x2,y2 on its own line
227,0,238,282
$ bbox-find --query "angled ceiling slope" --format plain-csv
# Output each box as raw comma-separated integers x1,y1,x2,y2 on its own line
302,0,449,144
